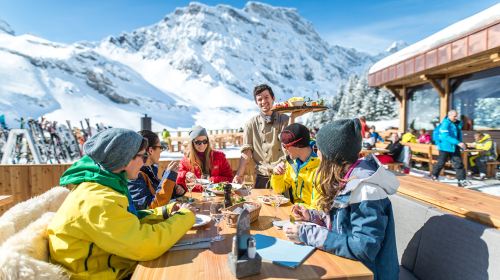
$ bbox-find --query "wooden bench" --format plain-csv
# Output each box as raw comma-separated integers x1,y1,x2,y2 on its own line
379,129,399,141
487,161,499,178
372,142,404,172
403,143,433,171
385,162,404,172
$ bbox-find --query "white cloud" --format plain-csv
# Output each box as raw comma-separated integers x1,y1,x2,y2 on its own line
325,31,393,55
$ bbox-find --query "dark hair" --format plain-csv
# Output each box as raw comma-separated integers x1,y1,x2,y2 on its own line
253,84,274,100
138,130,159,149
137,137,149,153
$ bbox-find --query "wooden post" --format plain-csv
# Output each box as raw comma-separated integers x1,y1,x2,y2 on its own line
440,76,450,120
177,131,182,152
399,87,407,133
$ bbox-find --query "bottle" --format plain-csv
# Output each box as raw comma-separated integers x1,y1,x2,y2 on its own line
232,236,239,257
224,183,233,208
247,236,256,259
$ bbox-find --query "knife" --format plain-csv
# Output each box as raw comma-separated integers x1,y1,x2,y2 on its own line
173,238,212,247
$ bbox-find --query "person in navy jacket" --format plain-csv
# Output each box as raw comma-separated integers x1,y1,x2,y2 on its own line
285,119,399,280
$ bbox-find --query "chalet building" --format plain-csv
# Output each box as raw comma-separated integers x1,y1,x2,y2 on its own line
368,4,500,142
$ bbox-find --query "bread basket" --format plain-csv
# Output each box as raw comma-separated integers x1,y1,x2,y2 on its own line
221,202,261,227
288,100,305,107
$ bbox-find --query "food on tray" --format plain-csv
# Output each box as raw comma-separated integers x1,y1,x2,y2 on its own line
272,101,289,109
288,97,305,106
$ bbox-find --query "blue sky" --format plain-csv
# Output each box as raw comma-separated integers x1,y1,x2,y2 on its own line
0,0,498,54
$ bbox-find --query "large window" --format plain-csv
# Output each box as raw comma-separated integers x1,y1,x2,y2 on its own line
406,84,440,130
451,67,500,130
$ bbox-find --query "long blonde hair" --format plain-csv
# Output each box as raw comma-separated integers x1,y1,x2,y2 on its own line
187,139,213,174
316,159,352,212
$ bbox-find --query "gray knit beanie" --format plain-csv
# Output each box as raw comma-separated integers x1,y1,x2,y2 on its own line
83,128,144,171
316,119,362,164
189,126,208,141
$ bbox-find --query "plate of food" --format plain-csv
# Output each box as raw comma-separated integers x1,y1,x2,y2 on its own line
257,195,290,206
192,214,211,228
171,196,190,204
196,178,211,185
207,183,243,195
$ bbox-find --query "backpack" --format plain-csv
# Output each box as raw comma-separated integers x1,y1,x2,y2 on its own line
432,123,441,144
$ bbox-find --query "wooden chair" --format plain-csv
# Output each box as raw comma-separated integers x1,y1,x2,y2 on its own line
403,143,433,171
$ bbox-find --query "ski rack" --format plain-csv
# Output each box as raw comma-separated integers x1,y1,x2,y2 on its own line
1,129,42,164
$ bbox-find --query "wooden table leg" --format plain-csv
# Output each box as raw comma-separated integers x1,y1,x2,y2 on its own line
462,152,468,171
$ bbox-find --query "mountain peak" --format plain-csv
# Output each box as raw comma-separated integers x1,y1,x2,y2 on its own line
385,40,408,54
0,19,15,35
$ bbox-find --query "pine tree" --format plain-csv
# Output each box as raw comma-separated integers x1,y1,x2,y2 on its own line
375,89,398,120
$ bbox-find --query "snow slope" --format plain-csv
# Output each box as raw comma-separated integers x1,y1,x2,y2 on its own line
1,2,395,131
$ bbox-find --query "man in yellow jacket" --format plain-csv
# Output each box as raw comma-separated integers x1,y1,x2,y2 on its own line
401,128,417,144
468,132,497,180
270,123,321,209
48,128,195,279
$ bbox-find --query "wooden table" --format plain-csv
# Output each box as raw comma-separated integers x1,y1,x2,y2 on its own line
132,189,373,280
360,148,389,157
0,195,13,207
461,149,483,171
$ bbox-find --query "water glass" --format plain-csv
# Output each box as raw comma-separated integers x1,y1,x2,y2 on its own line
210,201,225,241
271,195,285,221
200,174,210,200
186,181,195,203
242,175,254,199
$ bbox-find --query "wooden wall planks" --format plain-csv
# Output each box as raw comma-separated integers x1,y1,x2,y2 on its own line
0,159,255,215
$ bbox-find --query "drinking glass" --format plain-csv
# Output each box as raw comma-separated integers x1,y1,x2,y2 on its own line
186,180,196,203
210,201,225,241
242,175,254,200
199,174,210,201
271,195,285,221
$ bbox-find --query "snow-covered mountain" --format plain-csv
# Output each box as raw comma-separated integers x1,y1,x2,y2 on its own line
0,30,196,130
0,1,399,131
0,19,14,35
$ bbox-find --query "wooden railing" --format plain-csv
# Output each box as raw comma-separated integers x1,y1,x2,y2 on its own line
167,130,243,152
0,158,255,215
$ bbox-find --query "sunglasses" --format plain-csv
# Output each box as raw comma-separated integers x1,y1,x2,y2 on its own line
152,145,167,151
134,152,149,163
193,139,209,145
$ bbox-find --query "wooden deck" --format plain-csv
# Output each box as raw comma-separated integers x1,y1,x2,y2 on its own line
396,174,500,229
